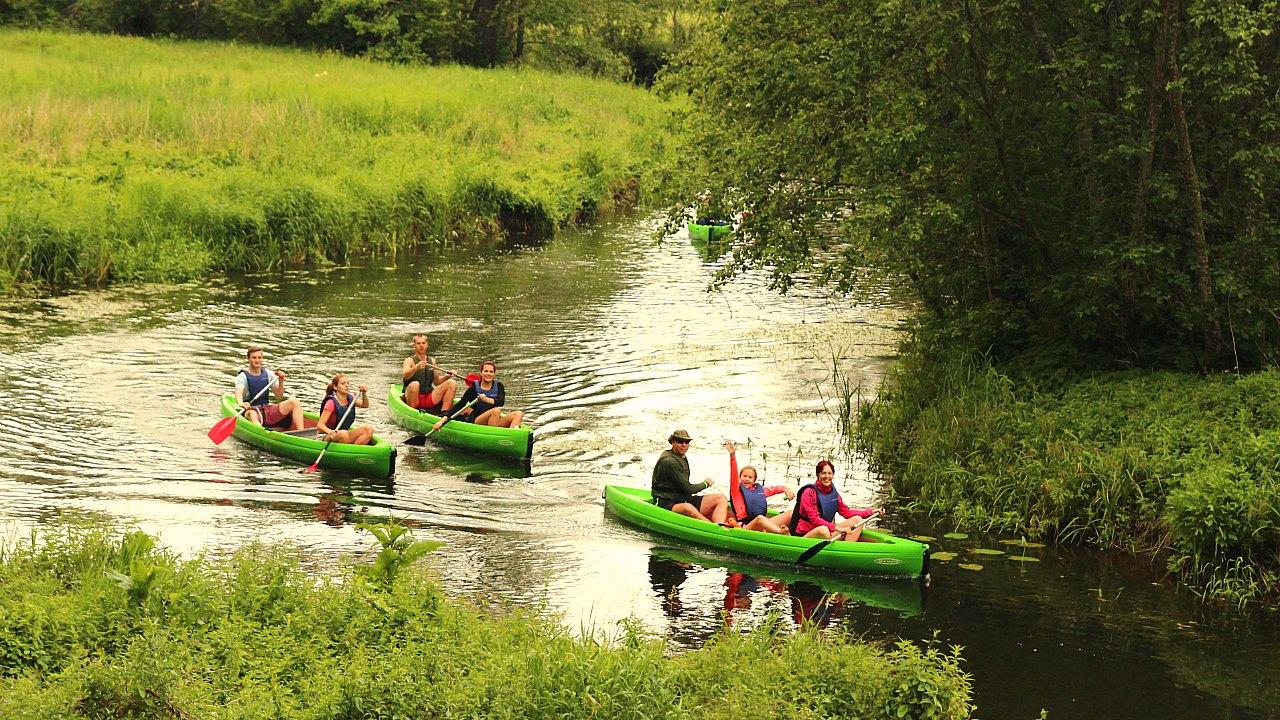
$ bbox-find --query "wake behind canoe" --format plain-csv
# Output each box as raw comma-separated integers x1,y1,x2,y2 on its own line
218,395,396,478
603,485,928,578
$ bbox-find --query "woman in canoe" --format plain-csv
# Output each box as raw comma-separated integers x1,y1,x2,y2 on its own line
431,360,523,431
789,460,878,540
316,374,374,445
725,440,794,533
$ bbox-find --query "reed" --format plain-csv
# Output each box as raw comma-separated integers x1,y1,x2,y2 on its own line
0,521,974,719
856,341,1280,608
0,30,670,294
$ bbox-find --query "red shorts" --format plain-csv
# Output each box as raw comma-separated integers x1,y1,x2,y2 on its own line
410,392,443,413
255,403,289,428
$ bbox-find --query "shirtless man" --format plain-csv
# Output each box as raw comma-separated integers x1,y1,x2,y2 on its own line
401,334,457,414
234,346,304,431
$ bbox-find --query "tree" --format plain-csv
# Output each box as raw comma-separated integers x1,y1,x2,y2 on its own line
660,0,1280,371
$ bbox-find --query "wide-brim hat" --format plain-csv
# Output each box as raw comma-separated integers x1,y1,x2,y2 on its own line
668,429,693,442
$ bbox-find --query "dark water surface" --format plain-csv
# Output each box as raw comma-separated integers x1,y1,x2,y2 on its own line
1,216,1276,719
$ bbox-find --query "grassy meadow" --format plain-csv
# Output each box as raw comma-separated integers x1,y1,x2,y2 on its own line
0,30,670,293
0,523,973,720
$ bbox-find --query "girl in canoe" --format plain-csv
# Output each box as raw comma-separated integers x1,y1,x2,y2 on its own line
725,440,795,533
432,360,523,431
316,374,374,445
789,460,878,540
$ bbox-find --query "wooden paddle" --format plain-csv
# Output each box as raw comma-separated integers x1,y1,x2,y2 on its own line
208,378,276,445
404,396,479,446
304,393,360,474
794,510,882,565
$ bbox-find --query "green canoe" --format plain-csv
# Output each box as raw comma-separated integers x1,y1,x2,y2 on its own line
688,221,733,243
604,485,928,578
386,386,534,461
218,395,396,478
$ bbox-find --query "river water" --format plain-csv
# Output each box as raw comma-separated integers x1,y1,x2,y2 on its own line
0,215,1276,720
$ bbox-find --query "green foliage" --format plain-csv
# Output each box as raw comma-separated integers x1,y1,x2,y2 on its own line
0,29,669,295
0,524,973,719
661,0,1280,371
353,520,444,589
857,341,1280,606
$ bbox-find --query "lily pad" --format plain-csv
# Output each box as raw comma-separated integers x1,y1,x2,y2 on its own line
1008,555,1040,562
909,535,936,543
970,548,1006,556
942,532,969,540
930,551,957,562
958,563,983,571
999,539,1047,548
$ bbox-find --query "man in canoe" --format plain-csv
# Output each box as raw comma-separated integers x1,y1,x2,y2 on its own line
401,333,458,415
234,346,304,431
651,429,729,524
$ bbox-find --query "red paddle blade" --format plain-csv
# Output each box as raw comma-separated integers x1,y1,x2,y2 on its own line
208,415,237,445
303,461,319,474
465,373,481,384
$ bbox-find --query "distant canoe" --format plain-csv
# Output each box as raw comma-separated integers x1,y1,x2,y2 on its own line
688,221,733,242
604,485,928,578
217,395,396,477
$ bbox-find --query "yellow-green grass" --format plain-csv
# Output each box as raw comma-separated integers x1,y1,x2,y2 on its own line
0,30,671,293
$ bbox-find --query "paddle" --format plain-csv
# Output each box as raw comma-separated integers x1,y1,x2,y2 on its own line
404,397,479,446
208,378,277,445
304,393,359,474
794,511,882,565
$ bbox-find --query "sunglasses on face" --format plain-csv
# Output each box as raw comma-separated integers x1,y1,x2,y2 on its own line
673,439,691,445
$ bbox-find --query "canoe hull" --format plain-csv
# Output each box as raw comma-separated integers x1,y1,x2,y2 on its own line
603,485,927,578
386,386,533,461
218,396,396,478
688,221,732,243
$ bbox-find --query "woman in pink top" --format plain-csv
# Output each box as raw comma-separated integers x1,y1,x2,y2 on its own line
790,460,878,540
725,440,795,533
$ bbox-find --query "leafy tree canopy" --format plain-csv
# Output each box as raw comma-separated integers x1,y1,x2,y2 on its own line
660,0,1280,371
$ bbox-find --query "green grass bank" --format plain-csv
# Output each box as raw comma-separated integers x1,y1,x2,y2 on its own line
0,523,973,720
0,30,669,294
857,344,1280,609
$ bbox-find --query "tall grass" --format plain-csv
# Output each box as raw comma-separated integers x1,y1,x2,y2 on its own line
856,341,1280,608
0,30,670,294
0,522,974,719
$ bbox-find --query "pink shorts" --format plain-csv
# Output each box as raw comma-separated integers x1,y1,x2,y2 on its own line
254,403,289,428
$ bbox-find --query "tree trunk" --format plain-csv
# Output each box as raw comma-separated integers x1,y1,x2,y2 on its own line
1162,0,1222,362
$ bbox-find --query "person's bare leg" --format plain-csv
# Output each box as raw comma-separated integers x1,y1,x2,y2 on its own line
700,494,729,524
502,410,523,428
804,526,834,539
745,515,787,534
670,502,709,522
430,379,456,412
280,398,304,431
473,407,500,425
404,380,422,407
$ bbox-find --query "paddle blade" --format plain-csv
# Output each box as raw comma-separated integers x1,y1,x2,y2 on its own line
208,415,237,445
465,373,481,384
404,434,428,446
303,461,319,474
794,539,833,565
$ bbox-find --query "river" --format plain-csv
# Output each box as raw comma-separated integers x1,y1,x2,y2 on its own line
0,214,1276,720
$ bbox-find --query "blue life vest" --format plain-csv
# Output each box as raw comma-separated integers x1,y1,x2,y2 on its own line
741,483,769,521
788,483,843,533
239,369,273,408
474,380,501,408
320,393,355,430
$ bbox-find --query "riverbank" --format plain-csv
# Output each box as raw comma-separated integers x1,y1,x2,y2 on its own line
0,523,973,719
856,342,1280,608
0,30,668,295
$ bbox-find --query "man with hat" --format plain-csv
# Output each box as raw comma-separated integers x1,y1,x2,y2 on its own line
651,429,729,524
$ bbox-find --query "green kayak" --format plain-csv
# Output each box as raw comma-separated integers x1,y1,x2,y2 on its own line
688,221,733,243
604,485,928,578
218,395,396,478
386,386,533,461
